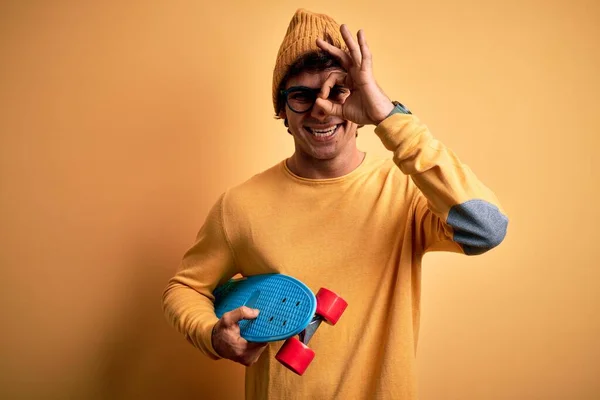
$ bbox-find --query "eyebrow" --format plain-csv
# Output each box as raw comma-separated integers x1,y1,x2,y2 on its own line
286,85,348,91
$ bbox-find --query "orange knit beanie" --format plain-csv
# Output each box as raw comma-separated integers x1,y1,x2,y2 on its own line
272,9,347,114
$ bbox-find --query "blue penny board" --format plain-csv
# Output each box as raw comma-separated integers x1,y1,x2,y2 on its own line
213,274,317,343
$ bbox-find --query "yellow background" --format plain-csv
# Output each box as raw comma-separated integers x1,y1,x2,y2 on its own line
1,0,598,399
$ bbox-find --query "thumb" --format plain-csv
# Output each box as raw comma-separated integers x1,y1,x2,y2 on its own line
225,306,260,326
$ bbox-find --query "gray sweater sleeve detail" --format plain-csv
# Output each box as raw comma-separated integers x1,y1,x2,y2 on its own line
447,199,508,255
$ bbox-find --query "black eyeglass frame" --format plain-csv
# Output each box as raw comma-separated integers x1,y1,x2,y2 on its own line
280,85,349,114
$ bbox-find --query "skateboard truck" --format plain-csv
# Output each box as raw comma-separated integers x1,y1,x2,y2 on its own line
298,316,322,344
275,288,348,375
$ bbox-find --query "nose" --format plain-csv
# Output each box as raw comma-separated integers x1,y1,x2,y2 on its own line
309,99,331,122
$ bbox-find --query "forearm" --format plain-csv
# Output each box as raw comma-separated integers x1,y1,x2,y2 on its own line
162,192,238,358
162,281,221,359
375,113,508,254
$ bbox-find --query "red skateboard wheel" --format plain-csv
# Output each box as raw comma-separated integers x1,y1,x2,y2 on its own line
275,337,315,375
315,288,347,325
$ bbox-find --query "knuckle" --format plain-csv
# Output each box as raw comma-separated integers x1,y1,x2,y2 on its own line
220,315,231,326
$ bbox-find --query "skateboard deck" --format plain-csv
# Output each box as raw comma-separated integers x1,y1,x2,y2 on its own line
213,274,317,343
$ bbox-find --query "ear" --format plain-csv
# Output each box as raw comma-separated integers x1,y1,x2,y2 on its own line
278,109,287,120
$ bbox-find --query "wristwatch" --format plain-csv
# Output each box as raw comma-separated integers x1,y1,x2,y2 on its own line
387,101,412,116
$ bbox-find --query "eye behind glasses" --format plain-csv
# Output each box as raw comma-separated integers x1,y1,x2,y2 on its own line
281,85,350,113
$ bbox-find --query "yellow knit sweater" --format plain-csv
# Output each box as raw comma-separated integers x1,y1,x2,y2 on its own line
162,113,508,399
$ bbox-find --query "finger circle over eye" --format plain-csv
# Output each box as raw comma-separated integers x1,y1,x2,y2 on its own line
320,72,347,99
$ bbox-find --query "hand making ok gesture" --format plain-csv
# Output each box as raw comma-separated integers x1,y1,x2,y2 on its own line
315,24,395,126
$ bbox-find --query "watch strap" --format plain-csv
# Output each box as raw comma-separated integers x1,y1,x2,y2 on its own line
387,101,412,116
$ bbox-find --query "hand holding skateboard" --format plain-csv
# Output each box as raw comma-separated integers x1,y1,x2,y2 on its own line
212,274,348,375
211,306,268,366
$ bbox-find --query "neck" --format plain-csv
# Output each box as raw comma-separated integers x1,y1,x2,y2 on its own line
287,148,366,179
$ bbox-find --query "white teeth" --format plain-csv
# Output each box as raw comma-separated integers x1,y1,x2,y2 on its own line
308,125,339,137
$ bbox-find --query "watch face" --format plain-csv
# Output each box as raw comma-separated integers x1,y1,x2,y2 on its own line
393,101,412,115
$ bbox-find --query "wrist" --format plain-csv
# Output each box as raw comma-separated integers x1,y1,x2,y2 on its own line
210,322,223,358
376,101,412,125
373,101,395,125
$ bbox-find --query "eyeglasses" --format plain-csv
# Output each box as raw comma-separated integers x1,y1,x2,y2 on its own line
280,85,350,114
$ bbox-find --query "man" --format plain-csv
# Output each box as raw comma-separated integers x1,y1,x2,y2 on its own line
162,8,508,400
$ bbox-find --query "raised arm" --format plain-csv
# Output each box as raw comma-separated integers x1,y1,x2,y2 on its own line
375,113,508,255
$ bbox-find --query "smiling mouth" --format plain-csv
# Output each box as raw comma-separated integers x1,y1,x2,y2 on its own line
305,124,342,138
